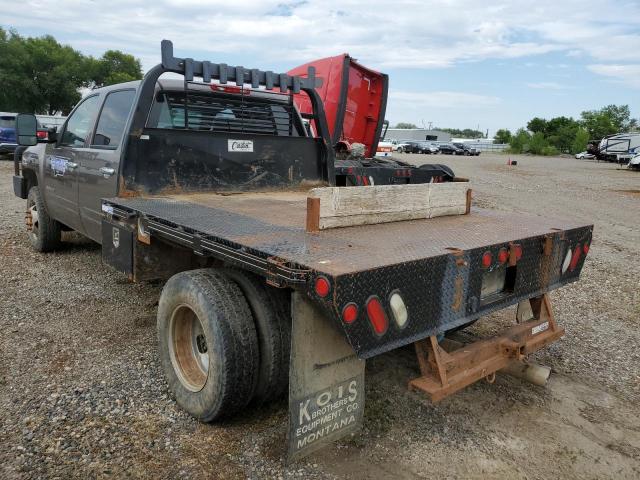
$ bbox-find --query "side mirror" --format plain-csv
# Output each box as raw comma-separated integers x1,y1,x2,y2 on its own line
16,113,38,146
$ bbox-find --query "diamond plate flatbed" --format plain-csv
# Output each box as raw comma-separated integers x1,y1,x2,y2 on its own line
103,191,592,358
106,191,587,275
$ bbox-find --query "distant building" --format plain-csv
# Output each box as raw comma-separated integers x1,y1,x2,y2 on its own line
383,128,452,142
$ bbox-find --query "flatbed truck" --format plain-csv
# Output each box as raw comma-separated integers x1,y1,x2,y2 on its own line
13,41,592,460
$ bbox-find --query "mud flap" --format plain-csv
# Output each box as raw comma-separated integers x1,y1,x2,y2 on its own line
287,293,365,462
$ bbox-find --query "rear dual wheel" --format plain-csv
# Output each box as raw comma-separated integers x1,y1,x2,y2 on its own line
157,268,291,421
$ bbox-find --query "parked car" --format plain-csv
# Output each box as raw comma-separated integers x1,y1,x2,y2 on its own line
422,142,439,154
453,142,480,156
389,139,411,153
402,141,438,154
575,151,595,160
0,113,17,156
0,113,49,157
438,143,464,155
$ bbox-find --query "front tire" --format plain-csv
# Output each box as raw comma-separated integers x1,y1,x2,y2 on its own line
26,186,61,252
157,269,259,421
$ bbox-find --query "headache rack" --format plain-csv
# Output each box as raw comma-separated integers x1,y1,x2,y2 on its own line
121,40,336,190
156,89,301,137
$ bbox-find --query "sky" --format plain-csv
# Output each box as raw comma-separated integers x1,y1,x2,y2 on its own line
2,0,639,136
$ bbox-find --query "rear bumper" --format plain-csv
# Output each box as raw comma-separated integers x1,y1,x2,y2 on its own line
307,225,593,358
0,142,17,154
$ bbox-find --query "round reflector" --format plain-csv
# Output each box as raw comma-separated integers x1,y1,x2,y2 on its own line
342,303,358,324
389,292,408,328
366,297,388,335
497,248,509,264
561,249,572,273
314,277,330,298
482,251,492,268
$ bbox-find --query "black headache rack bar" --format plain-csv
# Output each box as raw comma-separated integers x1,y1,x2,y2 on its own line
160,40,322,93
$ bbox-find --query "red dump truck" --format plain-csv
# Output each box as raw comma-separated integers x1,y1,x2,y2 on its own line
13,41,592,461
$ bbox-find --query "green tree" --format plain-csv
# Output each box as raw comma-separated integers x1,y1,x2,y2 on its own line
527,117,547,134
0,28,143,114
494,128,512,144
437,127,484,138
508,128,531,153
89,50,142,88
393,122,418,129
571,128,590,154
0,28,90,114
580,105,638,139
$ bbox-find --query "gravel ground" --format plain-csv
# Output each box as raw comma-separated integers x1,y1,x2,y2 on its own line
0,154,639,479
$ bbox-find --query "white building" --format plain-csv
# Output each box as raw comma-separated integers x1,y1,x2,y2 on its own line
383,128,452,142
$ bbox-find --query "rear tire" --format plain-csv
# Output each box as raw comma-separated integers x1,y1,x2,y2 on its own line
222,269,291,404
26,186,61,252
157,269,259,421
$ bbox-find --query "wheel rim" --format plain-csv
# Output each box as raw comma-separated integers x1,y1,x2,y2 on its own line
169,305,209,392
26,200,39,241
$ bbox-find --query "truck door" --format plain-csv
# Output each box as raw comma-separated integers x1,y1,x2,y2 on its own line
44,94,102,232
78,89,136,242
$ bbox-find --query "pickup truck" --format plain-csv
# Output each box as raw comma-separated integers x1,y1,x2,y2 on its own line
453,142,481,156
13,40,592,461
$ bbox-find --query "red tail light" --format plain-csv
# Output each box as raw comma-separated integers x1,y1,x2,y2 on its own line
583,243,590,255
36,130,47,139
314,277,330,297
366,297,388,335
497,248,509,264
513,244,523,261
342,303,358,324
482,251,492,268
569,244,582,272
210,84,250,95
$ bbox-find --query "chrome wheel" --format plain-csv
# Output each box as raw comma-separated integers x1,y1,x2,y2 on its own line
169,305,209,392
26,201,39,242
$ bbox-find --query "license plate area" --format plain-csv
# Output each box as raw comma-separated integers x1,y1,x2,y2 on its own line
481,265,517,304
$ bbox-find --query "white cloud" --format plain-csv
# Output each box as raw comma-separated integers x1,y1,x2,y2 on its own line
587,64,640,88
526,82,567,90
390,90,501,109
1,0,638,72
1,0,639,92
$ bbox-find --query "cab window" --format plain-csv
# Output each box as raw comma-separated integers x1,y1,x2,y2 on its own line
60,95,101,147
92,90,135,148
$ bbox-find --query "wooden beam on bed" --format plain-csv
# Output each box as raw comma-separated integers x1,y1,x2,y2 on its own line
305,181,471,232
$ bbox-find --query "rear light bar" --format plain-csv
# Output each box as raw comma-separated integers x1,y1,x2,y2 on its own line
210,84,251,95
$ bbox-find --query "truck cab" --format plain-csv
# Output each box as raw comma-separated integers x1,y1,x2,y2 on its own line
14,79,315,245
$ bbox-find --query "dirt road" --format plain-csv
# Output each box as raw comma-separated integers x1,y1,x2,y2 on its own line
1,154,638,479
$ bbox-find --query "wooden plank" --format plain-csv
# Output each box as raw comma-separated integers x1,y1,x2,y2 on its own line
307,182,470,230
305,197,320,232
